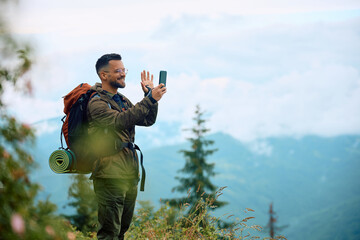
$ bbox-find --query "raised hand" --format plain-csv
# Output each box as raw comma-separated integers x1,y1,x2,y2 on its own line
140,70,154,94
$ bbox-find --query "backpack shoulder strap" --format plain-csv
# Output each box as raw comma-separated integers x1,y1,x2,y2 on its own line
89,92,112,109
90,91,99,98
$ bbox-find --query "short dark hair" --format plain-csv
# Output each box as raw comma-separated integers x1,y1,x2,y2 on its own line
95,53,122,74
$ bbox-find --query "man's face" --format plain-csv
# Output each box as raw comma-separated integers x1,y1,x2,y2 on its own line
103,60,126,89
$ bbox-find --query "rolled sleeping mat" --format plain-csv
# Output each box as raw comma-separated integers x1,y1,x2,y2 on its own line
49,149,76,173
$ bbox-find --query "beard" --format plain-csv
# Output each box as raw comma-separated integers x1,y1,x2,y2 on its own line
109,77,125,89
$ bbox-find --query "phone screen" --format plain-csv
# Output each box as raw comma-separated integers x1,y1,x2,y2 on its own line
159,71,167,87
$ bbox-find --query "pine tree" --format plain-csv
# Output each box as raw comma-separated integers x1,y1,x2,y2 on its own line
65,174,98,234
166,105,227,216
265,202,288,239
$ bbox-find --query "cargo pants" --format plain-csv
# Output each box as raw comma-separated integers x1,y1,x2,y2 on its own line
93,178,138,240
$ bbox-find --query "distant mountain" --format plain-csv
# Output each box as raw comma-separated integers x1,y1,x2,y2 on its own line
31,118,360,239
139,133,360,239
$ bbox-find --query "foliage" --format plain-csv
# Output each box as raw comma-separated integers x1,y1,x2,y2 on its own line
0,0,84,239
165,105,227,216
64,174,98,236
0,2,33,105
126,187,283,240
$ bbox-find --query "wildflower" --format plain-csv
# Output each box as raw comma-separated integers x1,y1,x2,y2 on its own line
11,169,26,180
2,150,10,159
45,225,55,236
21,123,31,130
67,231,76,240
11,213,25,236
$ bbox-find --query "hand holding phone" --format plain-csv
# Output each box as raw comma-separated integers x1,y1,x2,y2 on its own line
151,70,167,101
159,70,167,87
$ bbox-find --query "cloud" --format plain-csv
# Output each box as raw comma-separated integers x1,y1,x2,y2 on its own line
32,118,62,136
144,14,360,141
11,1,360,42
247,141,273,156
157,62,360,141
3,2,360,142
3,85,63,124
212,64,360,140
10,61,359,141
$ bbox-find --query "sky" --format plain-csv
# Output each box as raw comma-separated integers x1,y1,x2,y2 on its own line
4,0,360,143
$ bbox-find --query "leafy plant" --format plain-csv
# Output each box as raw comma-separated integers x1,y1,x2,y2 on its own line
0,1,80,239
126,187,269,240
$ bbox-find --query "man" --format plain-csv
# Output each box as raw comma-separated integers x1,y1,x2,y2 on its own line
87,53,166,239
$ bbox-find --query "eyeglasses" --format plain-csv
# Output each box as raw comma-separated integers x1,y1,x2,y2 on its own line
104,68,128,75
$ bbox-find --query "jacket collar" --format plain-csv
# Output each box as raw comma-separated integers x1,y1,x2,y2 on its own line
92,83,127,111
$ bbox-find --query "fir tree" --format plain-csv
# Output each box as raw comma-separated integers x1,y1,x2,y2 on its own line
265,202,288,239
166,105,227,216
65,174,98,235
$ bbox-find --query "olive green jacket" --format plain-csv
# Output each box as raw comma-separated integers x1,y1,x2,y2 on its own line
87,83,158,179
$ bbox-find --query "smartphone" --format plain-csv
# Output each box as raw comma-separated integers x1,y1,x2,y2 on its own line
159,70,167,87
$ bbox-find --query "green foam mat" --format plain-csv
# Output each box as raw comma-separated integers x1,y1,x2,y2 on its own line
49,149,75,173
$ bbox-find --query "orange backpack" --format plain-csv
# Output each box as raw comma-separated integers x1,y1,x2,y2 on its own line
51,83,147,191
60,83,97,173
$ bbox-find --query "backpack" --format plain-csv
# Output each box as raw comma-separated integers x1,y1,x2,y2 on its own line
49,83,147,191
49,83,97,174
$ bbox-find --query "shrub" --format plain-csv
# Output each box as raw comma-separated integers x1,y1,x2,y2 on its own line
126,187,266,240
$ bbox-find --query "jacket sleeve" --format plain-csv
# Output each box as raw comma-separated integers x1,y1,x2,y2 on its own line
129,96,158,127
88,96,158,131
